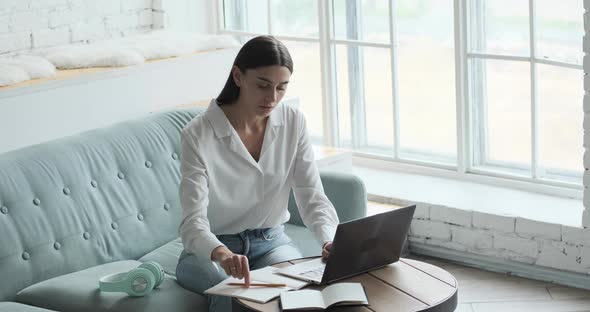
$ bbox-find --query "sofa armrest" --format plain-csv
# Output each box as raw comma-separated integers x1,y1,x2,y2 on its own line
287,171,367,227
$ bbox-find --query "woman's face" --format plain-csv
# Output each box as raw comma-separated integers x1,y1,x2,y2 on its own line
233,65,291,117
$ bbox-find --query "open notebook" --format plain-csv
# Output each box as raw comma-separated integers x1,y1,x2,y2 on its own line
204,266,310,303
280,283,368,310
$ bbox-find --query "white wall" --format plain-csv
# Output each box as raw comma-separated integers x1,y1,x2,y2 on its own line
583,0,590,229
0,0,154,54
153,0,216,34
0,0,216,55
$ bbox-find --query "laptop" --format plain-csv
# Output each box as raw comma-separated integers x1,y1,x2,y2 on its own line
276,205,416,285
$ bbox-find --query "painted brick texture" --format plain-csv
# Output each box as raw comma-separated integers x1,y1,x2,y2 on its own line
405,202,590,275
0,0,156,54
584,0,590,229
372,196,590,276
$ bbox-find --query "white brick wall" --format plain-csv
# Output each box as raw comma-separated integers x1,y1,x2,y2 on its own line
0,15,9,33
400,201,590,274
536,241,586,273
562,226,590,245
70,19,105,42
472,211,515,232
0,32,31,53
430,206,472,227
32,26,70,48
410,219,451,240
0,0,160,54
11,11,49,31
515,218,562,240
493,234,539,258
587,0,590,228
451,226,493,250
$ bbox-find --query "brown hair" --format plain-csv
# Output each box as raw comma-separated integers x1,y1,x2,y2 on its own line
216,36,293,105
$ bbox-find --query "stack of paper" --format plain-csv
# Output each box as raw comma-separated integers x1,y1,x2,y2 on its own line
204,266,310,303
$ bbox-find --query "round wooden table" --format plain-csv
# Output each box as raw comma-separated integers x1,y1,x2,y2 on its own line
233,257,458,312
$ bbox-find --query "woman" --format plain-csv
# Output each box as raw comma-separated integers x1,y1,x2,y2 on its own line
176,36,339,312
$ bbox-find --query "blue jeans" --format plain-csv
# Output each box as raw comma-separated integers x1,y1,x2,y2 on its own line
176,225,303,312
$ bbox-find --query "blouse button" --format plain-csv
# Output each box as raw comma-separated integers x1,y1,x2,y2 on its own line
172,153,179,160
22,252,30,260
145,161,152,168
0,206,7,214
91,180,98,188
83,232,90,240
33,198,40,206
117,172,125,180
63,187,70,195
137,214,144,221
53,242,61,250
163,203,170,211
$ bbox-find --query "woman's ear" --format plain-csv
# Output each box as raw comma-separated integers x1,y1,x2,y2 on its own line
232,66,242,88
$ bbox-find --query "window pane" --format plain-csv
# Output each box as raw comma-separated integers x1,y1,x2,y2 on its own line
335,44,353,147
537,65,583,181
270,0,318,37
335,44,393,152
535,0,583,65
364,47,393,151
283,41,323,138
332,0,390,44
223,0,268,33
469,0,530,56
397,0,456,163
472,59,531,171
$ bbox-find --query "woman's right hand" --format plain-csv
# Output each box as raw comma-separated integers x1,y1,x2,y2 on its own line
211,246,251,287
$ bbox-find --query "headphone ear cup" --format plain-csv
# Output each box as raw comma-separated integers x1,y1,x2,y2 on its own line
139,261,165,288
126,268,155,297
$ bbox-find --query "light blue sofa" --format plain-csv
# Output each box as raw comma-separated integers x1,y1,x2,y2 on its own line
0,107,367,312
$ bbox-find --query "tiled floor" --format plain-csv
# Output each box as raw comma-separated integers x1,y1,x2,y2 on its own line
366,201,590,312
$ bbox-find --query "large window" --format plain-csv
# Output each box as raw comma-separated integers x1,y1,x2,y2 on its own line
467,0,584,186
219,0,584,192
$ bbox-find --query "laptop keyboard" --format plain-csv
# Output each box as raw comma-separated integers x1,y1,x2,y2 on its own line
299,265,326,280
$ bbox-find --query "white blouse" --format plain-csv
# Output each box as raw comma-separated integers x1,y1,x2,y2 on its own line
179,99,339,261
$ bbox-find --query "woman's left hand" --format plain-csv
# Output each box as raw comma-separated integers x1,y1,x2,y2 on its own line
321,241,332,259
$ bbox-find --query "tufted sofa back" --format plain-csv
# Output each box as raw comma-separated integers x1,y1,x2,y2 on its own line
0,108,203,301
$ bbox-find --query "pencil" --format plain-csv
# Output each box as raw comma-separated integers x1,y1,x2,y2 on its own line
227,282,286,287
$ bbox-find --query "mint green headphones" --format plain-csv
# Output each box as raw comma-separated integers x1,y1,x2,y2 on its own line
99,261,165,297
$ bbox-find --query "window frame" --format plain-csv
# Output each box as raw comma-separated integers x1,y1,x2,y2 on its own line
466,0,583,189
215,0,584,199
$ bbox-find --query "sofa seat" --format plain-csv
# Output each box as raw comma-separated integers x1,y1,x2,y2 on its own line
0,302,55,311
139,238,184,276
15,260,207,312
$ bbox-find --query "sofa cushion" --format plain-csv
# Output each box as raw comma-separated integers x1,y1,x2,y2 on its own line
0,302,56,311
15,260,207,312
139,238,183,276
284,224,321,257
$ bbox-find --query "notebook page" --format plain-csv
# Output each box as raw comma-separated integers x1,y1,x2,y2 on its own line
323,283,368,307
204,266,309,303
280,289,326,310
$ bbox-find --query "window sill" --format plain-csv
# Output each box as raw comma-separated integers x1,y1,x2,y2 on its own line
352,161,585,228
